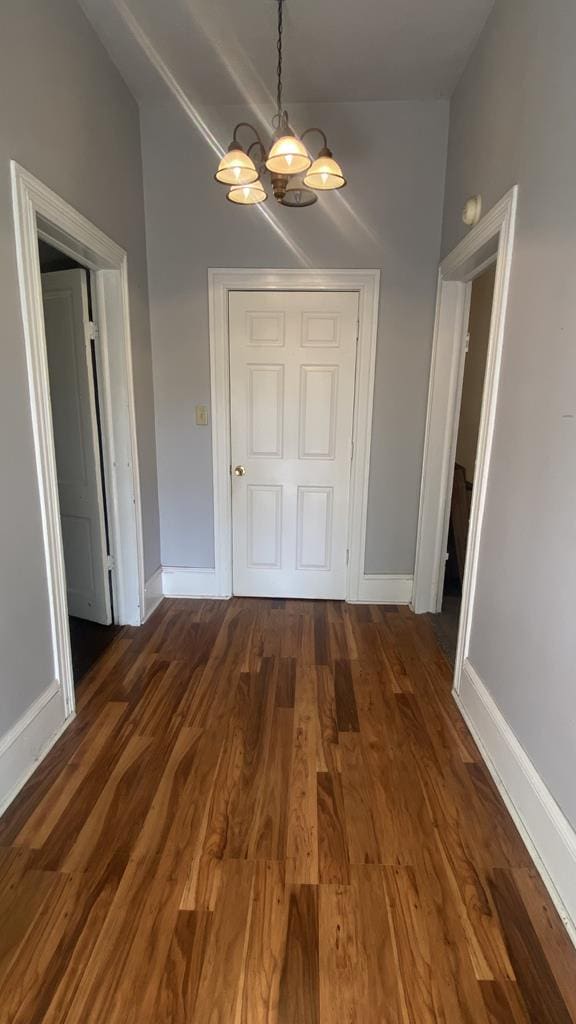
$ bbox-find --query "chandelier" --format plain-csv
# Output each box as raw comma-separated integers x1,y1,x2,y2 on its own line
214,0,347,208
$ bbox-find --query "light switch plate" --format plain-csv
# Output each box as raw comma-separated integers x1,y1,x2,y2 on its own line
195,405,209,426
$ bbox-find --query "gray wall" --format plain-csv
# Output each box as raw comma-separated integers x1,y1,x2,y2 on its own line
141,98,448,572
443,0,576,827
0,0,159,734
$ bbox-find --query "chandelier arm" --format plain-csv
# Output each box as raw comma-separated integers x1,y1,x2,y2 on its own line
247,140,267,173
232,121,266,150
300,127,329,152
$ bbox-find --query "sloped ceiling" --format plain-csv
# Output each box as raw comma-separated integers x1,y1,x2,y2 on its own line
79,0,494,107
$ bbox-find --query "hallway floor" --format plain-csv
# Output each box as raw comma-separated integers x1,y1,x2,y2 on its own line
0,598,574,1022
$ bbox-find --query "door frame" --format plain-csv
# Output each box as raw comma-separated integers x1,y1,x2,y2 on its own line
412,186,518,695
208,268,380,601
11,162,145,720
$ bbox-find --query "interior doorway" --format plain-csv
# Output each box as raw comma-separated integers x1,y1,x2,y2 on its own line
433,263,495,663
12,162,145,723
208,269,380,602
412,186,518,697
38,240,121,682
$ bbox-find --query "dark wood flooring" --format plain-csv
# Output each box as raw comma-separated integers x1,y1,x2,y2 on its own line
0,598,574,1022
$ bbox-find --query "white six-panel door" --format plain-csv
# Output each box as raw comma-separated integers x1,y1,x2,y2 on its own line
42,269,112,624
229,290,359,599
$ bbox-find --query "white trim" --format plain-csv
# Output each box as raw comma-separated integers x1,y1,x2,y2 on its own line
456,660,576,947
11,162,145,723
351,574,413,605
208,268,380,601
0,682,70,817
162,567,222,599
143,567,163,620
413,188,518,699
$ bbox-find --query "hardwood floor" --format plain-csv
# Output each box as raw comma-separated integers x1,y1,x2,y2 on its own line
0,597,575,1022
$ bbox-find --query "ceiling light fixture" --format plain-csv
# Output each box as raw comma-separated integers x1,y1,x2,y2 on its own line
215,0,347,209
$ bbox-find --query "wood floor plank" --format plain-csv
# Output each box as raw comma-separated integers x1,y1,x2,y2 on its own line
339,732,381,865
480,980,531,1024
352,865,405,1023
513,865,576,1021
286,667,318,884
12,855,127,1024
248,706,293,861
333,658,360,732
275,656,296,708
415,839,492,1023
13,702,129,851
240,860,290,1022
153,910,213,1024
278,885,320,1024
64,854,188,1024
317,771,350,884
192,859,255,1022
382,865,436,1023
319,883,362,1021
315,665,341,774
133,723,224,871
488,868,573,1024
0,862,59,982
202,665,275,860
0,597,574,1022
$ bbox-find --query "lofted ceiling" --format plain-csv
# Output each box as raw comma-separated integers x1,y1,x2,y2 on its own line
79,0,494,108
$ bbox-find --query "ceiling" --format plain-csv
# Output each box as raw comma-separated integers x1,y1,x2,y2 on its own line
79,0,494,108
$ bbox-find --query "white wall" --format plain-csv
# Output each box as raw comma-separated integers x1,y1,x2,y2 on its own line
0,0,159,739
141,98,448,573
443,0,576,829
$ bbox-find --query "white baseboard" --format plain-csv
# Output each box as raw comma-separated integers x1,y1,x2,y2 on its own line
0,682,70,817
162,566,224,599
162,568,413,604
351,574,413,604
143,567,163,621
456,659,576,947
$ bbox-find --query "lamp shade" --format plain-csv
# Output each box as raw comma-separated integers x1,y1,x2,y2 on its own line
280,175,317,207
265,135,311,175
215,146,258,185
304,152,346,190
226,180,267,205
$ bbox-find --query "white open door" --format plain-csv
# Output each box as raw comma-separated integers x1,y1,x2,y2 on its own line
42,269,112,624
229,290,358,599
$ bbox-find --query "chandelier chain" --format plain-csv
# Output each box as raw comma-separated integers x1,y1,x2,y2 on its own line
276,0,284,123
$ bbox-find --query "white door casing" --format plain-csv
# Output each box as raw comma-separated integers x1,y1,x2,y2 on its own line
42,269,112,624
229,290,359,598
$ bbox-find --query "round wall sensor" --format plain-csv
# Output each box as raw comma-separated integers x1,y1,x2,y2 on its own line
462,195,482,226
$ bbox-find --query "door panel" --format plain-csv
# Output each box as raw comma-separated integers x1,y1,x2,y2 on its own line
229,290,358,599
42,269,112,625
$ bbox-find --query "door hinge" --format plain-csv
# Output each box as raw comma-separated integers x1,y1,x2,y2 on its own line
356,320,360,341
350,438,354,462
465,330,471,353
106,553,115,571
88,320,99,341
346,548,350,566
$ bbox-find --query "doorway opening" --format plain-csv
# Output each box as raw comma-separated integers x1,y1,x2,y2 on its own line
412,186,517,696
38,240,121,683
12,162,145,724
432,263,495,663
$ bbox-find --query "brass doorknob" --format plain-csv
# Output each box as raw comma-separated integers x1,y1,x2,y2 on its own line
233,465,246,477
